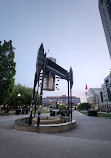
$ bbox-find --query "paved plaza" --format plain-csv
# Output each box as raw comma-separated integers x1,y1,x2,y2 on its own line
0,111,111,158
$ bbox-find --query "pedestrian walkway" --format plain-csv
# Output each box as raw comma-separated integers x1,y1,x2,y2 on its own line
0,114,30,123
51,110,111,141
0,111,111,158
0,113,50,123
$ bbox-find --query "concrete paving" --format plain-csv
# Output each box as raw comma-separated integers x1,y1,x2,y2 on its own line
0,111,111,158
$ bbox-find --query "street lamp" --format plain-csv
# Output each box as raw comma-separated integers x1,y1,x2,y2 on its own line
17,93,21,97
15,93,21,115
17,93,21,108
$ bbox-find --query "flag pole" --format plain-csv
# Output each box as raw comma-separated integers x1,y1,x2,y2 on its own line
85,83,88,103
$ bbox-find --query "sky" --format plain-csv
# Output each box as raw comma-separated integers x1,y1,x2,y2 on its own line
0,0,111,102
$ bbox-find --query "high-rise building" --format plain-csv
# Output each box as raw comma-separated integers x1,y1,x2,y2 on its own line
99,0,111,58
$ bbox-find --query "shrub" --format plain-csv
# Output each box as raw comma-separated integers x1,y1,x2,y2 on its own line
77,103,91,110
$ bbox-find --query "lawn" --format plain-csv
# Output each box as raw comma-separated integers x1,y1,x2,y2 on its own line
80,111,111,118
0,109,50,116
0,110,16,116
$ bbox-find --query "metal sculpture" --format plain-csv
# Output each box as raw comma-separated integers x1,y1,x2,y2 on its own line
29,43,73,126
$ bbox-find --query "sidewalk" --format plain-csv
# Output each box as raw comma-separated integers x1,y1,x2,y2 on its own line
0,111,111,158
0,113,50,123
52,111,111,141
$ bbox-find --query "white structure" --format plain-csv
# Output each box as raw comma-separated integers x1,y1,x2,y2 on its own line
99,73,111,111
87,72,111,112
99,0,111,58
88,72,111,112
87,88,102,109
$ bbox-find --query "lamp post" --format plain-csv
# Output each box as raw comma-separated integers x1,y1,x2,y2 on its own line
15,93,21,115
17,93,21,108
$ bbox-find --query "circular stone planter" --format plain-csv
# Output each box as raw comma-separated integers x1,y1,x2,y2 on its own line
14,117,75,133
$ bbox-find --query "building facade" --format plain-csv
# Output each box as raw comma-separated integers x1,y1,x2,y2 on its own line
87,88,102,109
43,95,81,106
87,72,111,112
99,73,111,111
99,0,111,58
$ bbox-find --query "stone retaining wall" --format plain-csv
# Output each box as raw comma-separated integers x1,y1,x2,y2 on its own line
14,117,75,133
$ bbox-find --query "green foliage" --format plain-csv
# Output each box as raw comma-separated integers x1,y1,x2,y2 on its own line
58,105,66,110
0,40,16,105
77,103,91,110
8,84,34,108
81,111,111,118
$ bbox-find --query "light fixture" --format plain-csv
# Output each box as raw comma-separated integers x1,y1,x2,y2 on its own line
17,93,21,97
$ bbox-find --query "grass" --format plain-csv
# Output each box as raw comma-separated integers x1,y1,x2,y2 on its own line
97,113,111,117
80,111,87,115
80,111,111,118
0,109,50,116
41,111,50,113
0,110,16,116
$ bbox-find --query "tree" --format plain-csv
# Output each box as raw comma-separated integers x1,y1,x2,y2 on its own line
8,84,37,108
77,103,91,110
0,40,16,105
